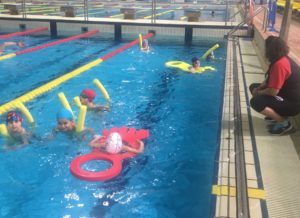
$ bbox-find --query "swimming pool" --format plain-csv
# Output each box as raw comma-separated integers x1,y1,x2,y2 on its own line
0,35,226,217
0,3,229,22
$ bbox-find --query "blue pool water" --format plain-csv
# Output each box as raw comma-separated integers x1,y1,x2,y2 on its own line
14,5,228,21
0,35,226,217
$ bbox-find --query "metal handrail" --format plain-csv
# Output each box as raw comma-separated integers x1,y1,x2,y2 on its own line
229,7,244,21
226,5,268,38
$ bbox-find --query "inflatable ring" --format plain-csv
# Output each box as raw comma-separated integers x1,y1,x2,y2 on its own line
70,127,150,182
70,152,122,181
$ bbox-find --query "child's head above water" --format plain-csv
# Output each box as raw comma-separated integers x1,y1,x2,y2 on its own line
6,111,23,124
6,111,25,136
191,57,200,68
142,39,148,47
56,108,75,132
80,89,96,104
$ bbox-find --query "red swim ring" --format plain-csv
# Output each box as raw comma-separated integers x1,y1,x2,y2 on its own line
70,127,149,182
70,152,122,181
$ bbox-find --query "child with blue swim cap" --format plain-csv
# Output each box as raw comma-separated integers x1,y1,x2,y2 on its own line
51,108,94,140
55,108,76,133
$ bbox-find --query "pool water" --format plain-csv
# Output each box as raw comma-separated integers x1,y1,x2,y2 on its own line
0,36,226,217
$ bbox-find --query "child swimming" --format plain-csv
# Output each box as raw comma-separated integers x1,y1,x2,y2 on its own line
80,89,109,112
141,39,150,52
5,111,31,146
189,57,201,73
0,41,25,55
55,108,76,133
51,108,94,140
89,132,144,154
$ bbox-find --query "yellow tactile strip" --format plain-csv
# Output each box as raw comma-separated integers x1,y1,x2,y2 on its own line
212,185,265,199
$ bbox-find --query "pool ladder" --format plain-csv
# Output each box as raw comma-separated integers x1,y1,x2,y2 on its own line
225,5,269,39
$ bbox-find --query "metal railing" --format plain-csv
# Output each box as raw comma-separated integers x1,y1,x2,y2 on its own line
226,5,269,38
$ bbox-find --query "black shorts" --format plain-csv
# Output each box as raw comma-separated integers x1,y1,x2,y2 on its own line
249,83,300,116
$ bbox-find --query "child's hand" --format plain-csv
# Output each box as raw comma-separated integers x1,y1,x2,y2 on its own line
89,135,105,148
93,134,102,139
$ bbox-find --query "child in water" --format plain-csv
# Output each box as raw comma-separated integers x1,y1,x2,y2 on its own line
5,111,30,146
89,132,144,154
52,108,94,139
206,51,215,61
189,57,201,73
80,89,109,112
141,39,150,52
54,108,76,134
0,41,25,55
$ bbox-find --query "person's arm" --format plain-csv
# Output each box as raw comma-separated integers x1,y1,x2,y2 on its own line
20,134,29,145
89,135,106,148
252,80,267,96
257,87,279,96
3,42,17,47
188,66,196,74
122,139,144,154
47,127,59,140
77,127,95,141
90,104,110,112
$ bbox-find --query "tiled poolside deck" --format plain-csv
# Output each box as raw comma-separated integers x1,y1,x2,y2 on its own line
215,8,300,217
240,11,300,218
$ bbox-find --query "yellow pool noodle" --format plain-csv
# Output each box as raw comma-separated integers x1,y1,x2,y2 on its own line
201,44,220,59
0,124,9,138
0,53,16,61
139,34,143,49
16,102,34,125
73,96,82,108
58,92,74,117
93,79,110,102
76,105,87,133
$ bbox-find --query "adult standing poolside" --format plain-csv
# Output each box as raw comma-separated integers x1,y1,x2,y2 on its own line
249,36,300,135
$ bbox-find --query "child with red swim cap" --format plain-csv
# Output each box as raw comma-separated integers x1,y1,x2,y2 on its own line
80,89,109,112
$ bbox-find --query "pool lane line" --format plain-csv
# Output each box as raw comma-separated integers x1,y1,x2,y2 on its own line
0,32,154,115
0,29,99,61
143,7,182,19
212,185,266,200
109,7,162,18
0,27,48,39
0,9,9,13
25,8,59,14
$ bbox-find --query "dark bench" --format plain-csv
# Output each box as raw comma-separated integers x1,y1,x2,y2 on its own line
60,5,76,17
120,8,136,19
184,10,201,22
3,3,22,15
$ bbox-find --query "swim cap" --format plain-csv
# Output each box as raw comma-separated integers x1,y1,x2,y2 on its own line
56,108,73,121
192,57,199,63
81,89,96,102
106,132,123,154
6,111,23,123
